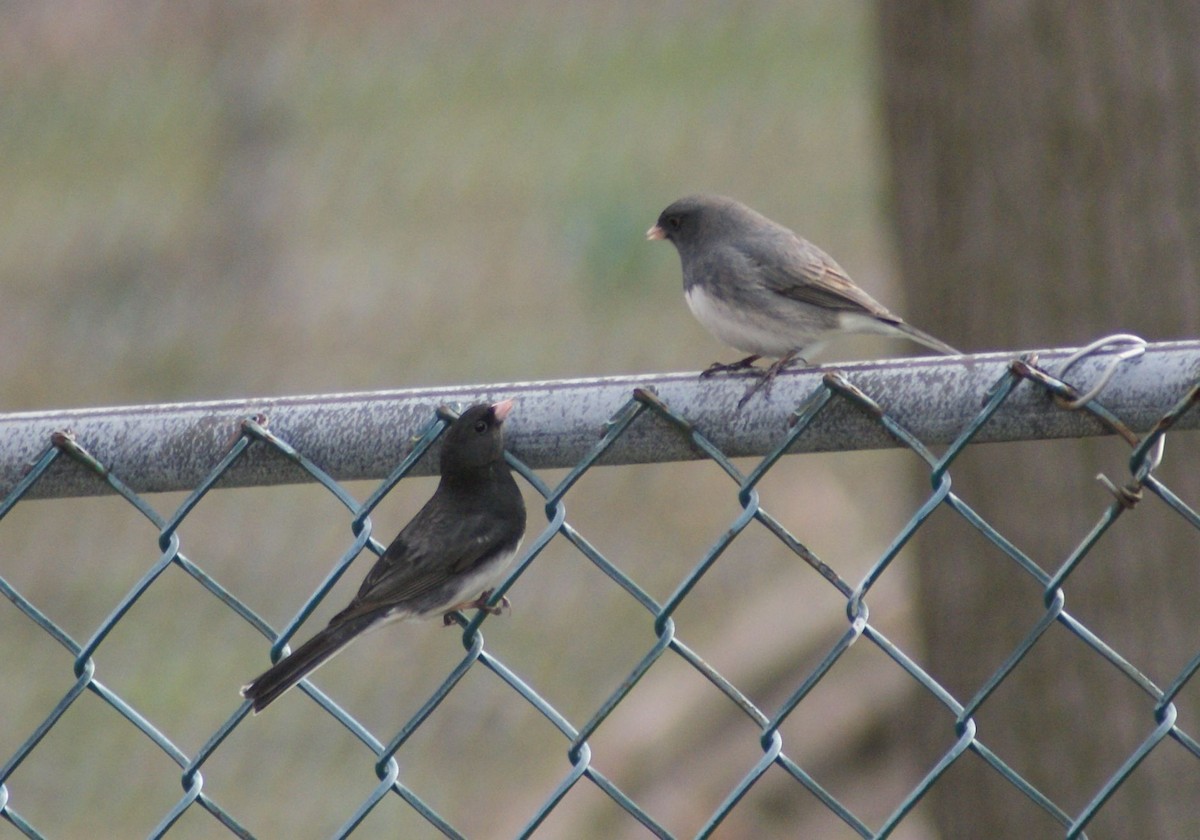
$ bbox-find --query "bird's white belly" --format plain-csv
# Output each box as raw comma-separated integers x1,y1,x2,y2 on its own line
409,541,522,622
685,285,821,358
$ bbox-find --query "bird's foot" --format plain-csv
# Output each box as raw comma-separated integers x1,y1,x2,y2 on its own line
736,353,802,409
441,590,511,626
699,355,762,378
473,589,511,616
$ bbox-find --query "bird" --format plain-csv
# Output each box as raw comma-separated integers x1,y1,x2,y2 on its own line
240,400,526,713
647,194,959,406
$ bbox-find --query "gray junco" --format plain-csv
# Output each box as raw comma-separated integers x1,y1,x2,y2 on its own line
648,194,958,405
241,400,526,713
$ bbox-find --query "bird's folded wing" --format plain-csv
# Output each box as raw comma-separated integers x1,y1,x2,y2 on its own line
742,237,898,320
332,509,513,623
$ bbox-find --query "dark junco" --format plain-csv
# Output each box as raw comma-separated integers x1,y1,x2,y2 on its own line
241,400,526,713
647,194,958,405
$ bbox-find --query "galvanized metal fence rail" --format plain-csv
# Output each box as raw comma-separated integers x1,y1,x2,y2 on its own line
2,338,1198,838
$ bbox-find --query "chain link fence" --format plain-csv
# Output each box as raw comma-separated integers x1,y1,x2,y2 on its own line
2,339,1198,838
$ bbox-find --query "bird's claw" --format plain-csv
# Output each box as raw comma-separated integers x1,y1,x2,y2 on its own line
737,377,773,409
735,353,801,409
474,589,511,616
441,589,511,626
700,355,762,378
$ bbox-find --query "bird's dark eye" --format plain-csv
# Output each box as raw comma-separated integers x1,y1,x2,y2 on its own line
667,215,682,230
473,419,488,433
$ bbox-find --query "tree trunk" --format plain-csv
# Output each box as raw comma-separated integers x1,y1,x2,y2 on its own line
879,2,1200,837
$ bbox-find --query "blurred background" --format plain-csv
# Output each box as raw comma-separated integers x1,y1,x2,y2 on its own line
3,2,1198,838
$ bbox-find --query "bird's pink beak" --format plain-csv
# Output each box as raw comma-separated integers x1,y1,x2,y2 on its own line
646,224,666,241
490,399,515,422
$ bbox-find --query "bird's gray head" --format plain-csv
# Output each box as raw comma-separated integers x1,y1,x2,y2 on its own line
439,400,513,475
646,194,767,258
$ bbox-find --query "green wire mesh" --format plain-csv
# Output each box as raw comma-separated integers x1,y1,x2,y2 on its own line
2,350,1198,839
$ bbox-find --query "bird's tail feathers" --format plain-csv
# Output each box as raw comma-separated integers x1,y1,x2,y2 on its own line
837,312,960,356
241,614,378,713
893,321,960,356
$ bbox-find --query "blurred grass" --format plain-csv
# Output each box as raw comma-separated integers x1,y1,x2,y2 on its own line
0,0,890,407
0,2,939,838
